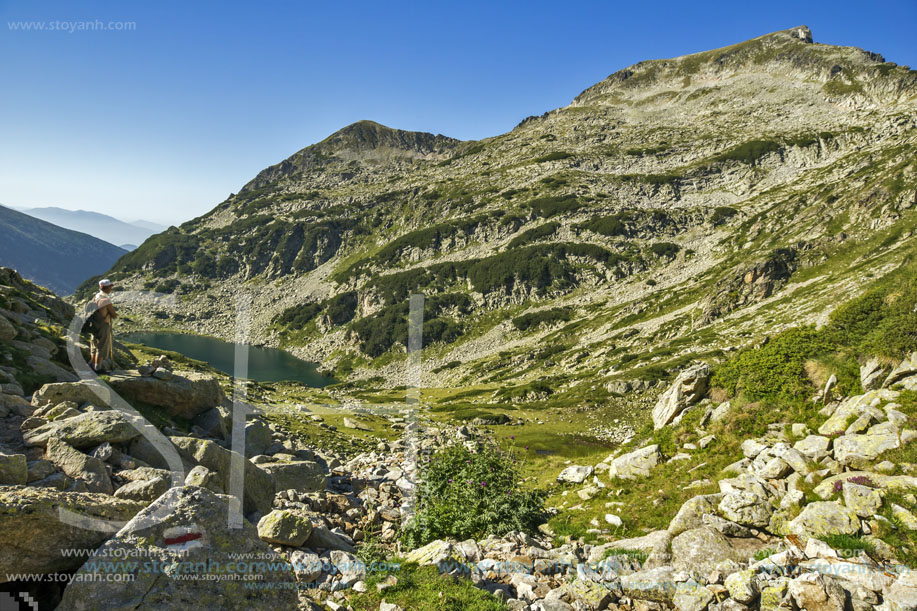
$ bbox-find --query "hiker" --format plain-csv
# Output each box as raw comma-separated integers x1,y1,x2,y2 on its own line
90,278,118,373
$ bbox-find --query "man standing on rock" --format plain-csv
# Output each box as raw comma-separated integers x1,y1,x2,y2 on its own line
91,278,118,373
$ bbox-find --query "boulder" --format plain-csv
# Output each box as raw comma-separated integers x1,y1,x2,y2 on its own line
0,392,31,416
620,566,677,603
842,482,882,517
185,465,224,493
56,486,297,610
673,582,715,611
23,411,141,449
32,381,111,408
557,465,594,484
814,471,917,499
860,357,886,391
26,355,78,383
671,526,742,575
0,452,27,485
668,493,724,536
788,502,859,538
257,460,326,494
193,406,231,440
652,363,710,429
787,572,847,611
47,437,112,494
244,419,272,458
257,509,313,546
885,353,917,388
306,525,355,553
113,468,172,503
725,569,758,604
608,444,663,479
794,435,831,460
0,314,16,341
108,371,225,419
0,486,144,577
718,474,775,528
170,436,274,515
833,423,899,466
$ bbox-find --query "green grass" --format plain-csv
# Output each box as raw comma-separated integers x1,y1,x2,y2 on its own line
349,562,505,611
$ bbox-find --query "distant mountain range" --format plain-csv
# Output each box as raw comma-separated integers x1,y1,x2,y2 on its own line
11,206,166,250
0,204,127,295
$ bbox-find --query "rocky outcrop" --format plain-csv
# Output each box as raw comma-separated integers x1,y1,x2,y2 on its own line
108,371,225,419
23,410,141,449
651,363,710,429
57,486,297,610
0,487,144,577
170,436,274,515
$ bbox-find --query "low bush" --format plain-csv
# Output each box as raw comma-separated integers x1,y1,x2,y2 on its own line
401,436,547,548
512,307,573,331
533,151,573,163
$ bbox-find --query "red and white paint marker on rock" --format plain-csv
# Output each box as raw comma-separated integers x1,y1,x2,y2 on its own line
163,525,205,552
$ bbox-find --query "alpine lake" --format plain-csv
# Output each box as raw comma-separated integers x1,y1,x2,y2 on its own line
122,331,334,387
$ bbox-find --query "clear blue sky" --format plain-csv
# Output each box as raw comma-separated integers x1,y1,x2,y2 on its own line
1,0,914,225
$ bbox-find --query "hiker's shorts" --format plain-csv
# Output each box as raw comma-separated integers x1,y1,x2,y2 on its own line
90,321,112,363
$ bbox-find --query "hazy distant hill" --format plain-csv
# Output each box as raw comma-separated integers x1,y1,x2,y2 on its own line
16,206,166,249
0,205,127,294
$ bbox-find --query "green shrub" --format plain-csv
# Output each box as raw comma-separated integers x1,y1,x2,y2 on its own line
712,326,835,403
711,206,738,225
512,307,573,331
275,302,322,328
533,151,573,163
508,222,559,248
649,242,680,259
526,195,582,218
352,293,471,357
715,139,781,165
401,436,547,548
326,291,357,325
577,215,628,237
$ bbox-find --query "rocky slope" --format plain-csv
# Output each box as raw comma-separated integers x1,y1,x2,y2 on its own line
82,27,916,411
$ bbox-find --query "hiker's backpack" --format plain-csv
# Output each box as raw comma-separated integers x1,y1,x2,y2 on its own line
81,302,104,335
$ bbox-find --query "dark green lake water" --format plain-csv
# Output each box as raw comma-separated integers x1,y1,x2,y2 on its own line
123,332,334,387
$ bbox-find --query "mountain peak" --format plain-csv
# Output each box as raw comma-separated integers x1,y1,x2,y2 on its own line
242,120,460,191
571,25,900,106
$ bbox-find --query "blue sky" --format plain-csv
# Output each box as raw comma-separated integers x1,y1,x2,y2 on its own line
1,0,914,225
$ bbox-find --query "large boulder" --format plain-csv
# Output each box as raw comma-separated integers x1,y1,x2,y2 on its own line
31,380,111,408
833,422,900,467
56,486,297,610
23,411,141,449
0,487,144,577
885,353,917,388
170,436,274,515
608,444,662,479
620,566,677,603
257,509,313,546
668,493,724,535
257,460,326,494
0,452,27,485
108,371,225,419
26,355,78,382
557,465,594,484
0,313,16,341
651,363,710,429
860,357,887,391
244,419,272,458
671,526,742,575
788,502,859,538
787,572,847,611
46,437,112,494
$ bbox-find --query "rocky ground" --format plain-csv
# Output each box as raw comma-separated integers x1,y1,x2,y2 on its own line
6,265,917,610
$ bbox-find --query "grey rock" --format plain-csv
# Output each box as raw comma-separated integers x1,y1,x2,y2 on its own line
0,452,27,485
23,410,141,449
652,362,710,429
0,486,143,575
56,486,297,611
47,437,112,494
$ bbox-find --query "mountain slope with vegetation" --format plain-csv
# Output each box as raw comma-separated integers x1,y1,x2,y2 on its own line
86,26,916,418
